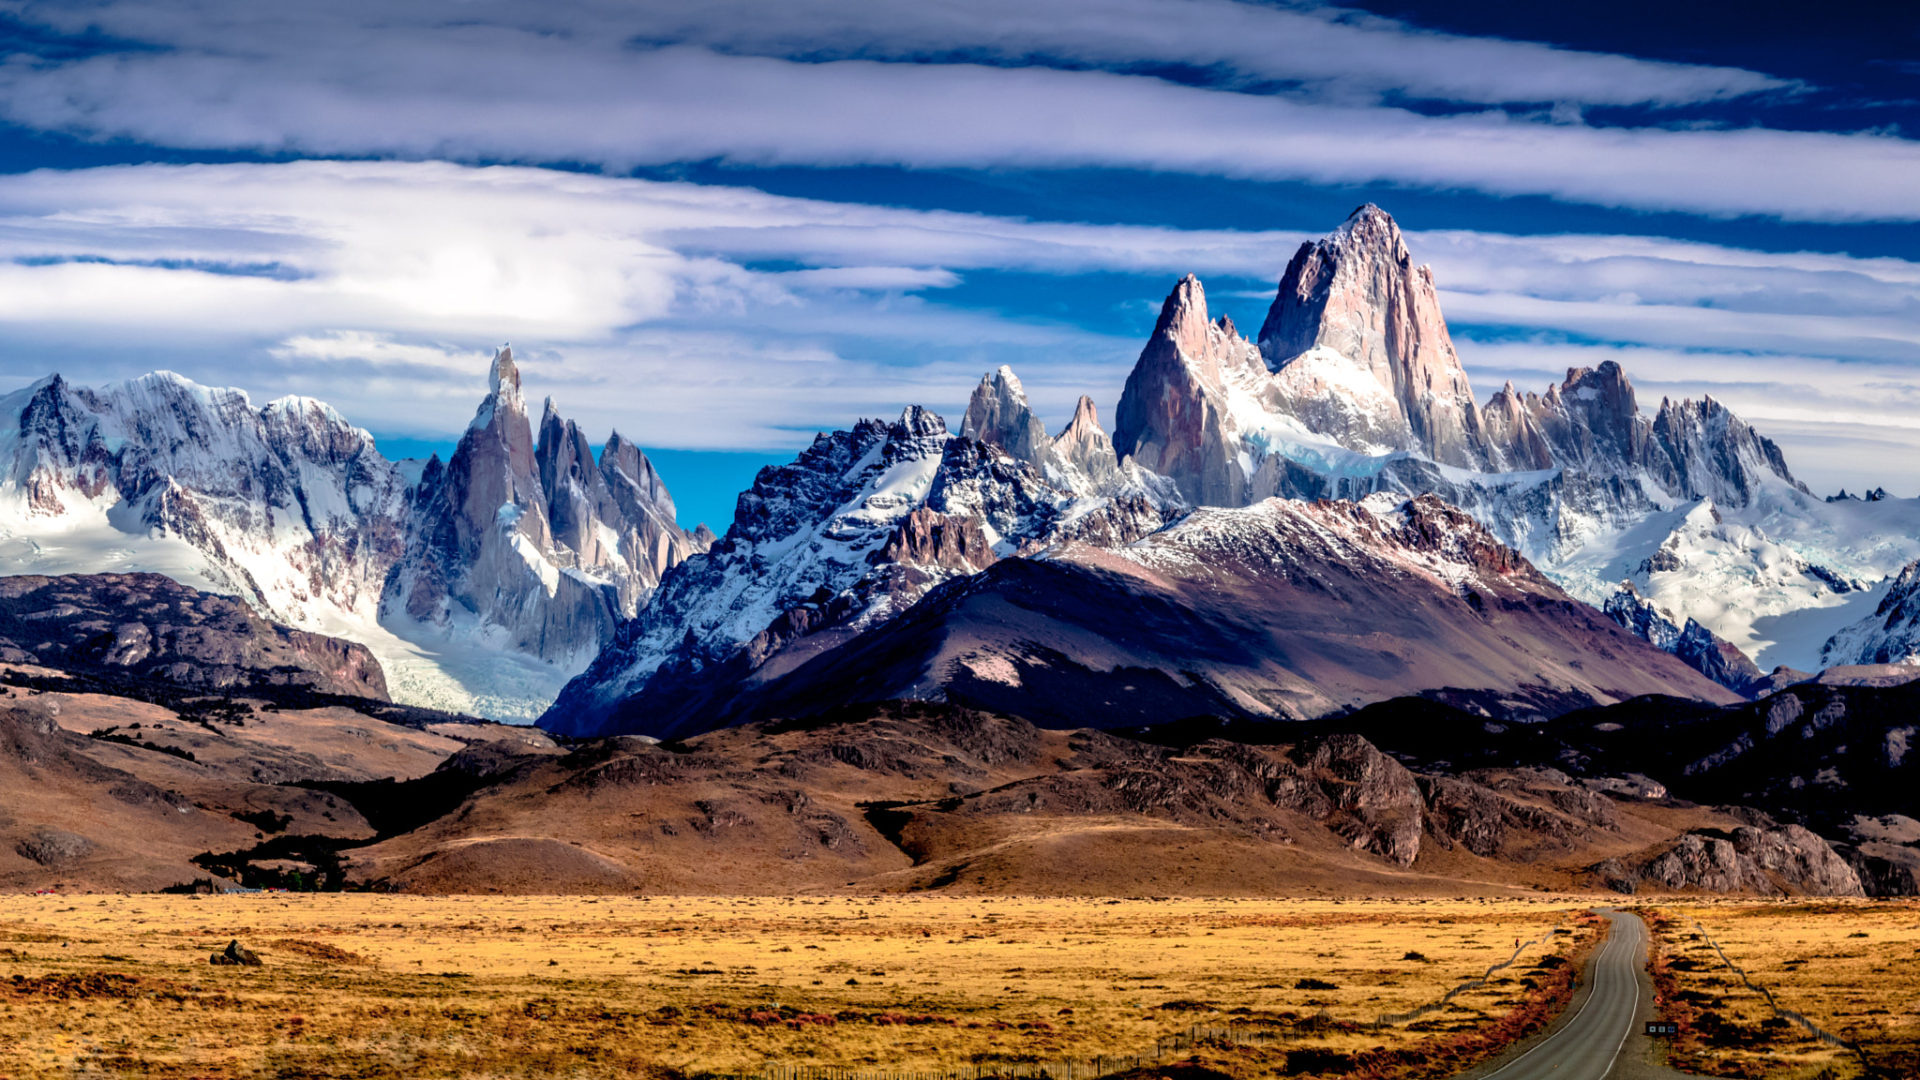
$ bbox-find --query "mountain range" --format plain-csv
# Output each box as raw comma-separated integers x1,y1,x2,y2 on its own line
3,203,1919,734
5,204,1920,898
0,346,706,718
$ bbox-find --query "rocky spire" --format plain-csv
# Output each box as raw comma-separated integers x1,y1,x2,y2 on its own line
453,345,547,550
960,365,1052,466
536,397,617,570
600,430,708,581
1257,204,1491,468
1480,380,1553,472
1052,394,1120,485
1112,274,1264,505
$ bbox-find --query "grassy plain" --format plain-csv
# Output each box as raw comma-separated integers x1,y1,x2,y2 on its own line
1643,900,1920,1080
0,894,1596,1079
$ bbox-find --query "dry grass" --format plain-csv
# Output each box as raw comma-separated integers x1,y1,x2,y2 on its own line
1643,900,1920,1080
0,894,1600,1078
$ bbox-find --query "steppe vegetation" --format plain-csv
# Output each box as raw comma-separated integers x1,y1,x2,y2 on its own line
1643,900,1920,1080
0,894,1596,1079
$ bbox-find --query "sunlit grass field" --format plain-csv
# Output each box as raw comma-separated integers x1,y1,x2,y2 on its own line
1644,900,1920,1080
0,894,1600,1078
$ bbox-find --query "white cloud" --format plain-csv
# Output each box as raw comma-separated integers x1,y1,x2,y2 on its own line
0,159,1917,496
0,4,1901,222
5,0,1793,112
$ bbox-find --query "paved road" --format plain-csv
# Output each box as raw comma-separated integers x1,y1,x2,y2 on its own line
1468,909,1678,1080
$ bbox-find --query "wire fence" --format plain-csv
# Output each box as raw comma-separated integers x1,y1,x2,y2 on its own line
1372,925,1564,1028
1689,919,1885,1079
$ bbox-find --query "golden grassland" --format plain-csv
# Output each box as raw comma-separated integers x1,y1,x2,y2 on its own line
0,894,1599,1079
1642,899,1920,1080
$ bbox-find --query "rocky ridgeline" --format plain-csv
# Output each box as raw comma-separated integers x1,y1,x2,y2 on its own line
0,572,388,699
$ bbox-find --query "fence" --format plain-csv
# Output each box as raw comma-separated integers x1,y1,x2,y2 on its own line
1372,925,1564,1028
1688,920,1884,1079
713,926,1570,1080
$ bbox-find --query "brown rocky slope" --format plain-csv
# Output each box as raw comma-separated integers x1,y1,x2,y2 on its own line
0,572,387,699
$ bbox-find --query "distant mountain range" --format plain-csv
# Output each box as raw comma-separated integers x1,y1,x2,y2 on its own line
0,347,706,718
3,204,1919,731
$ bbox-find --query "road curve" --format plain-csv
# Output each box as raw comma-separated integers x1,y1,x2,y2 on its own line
1467,909,1652,1080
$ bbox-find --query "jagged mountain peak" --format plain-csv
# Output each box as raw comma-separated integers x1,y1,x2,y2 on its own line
1325,201,1411,261
1254,205,1487,469
1152,272,1217,362
1058,394,1102,441
893,404,948,439
489,345,518,395
961,364,1050,464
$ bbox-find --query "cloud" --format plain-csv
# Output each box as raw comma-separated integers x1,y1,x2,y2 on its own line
4,0,1793,112
0,5,1904,222
0,159,1917,495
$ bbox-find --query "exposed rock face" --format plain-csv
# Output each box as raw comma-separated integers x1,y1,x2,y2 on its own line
0,572,388,698
14,826,93,867
1293,734,1426,865
1112,274,1268,507
1421,768,1619,861
961,366,1054,469
1258,204,1491,469
388,348,628,663
1836,842,1920,896
877,507,998,574
1605,582,1767,695
1052,395,1122,488
1630,825,1864,897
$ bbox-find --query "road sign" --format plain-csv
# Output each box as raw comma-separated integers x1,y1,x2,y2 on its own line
1646,1021,1679,1037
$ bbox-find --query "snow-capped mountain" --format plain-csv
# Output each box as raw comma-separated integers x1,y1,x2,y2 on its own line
1112,203,1920,676
384,348,705,676
623,492,1735,733
543,373,1185,737
545,203,1920,736
0,370,408,632
0,348,705,719
1824,559,1920,668
1603,581,1771,694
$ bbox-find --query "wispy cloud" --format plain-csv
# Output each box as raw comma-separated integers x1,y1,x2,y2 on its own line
0,4,1902,222
5,0,1794,111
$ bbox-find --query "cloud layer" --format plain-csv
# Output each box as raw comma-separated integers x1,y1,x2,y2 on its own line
1,159,1917,498
0,2,1909,222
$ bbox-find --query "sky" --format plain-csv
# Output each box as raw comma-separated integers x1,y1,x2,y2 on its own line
0,1,1917,532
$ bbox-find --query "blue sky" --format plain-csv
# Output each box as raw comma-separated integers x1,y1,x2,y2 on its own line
0,1,1916,532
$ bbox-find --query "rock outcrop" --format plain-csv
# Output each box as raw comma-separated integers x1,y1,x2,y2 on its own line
0,572,388,699
1619,824,1864,897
